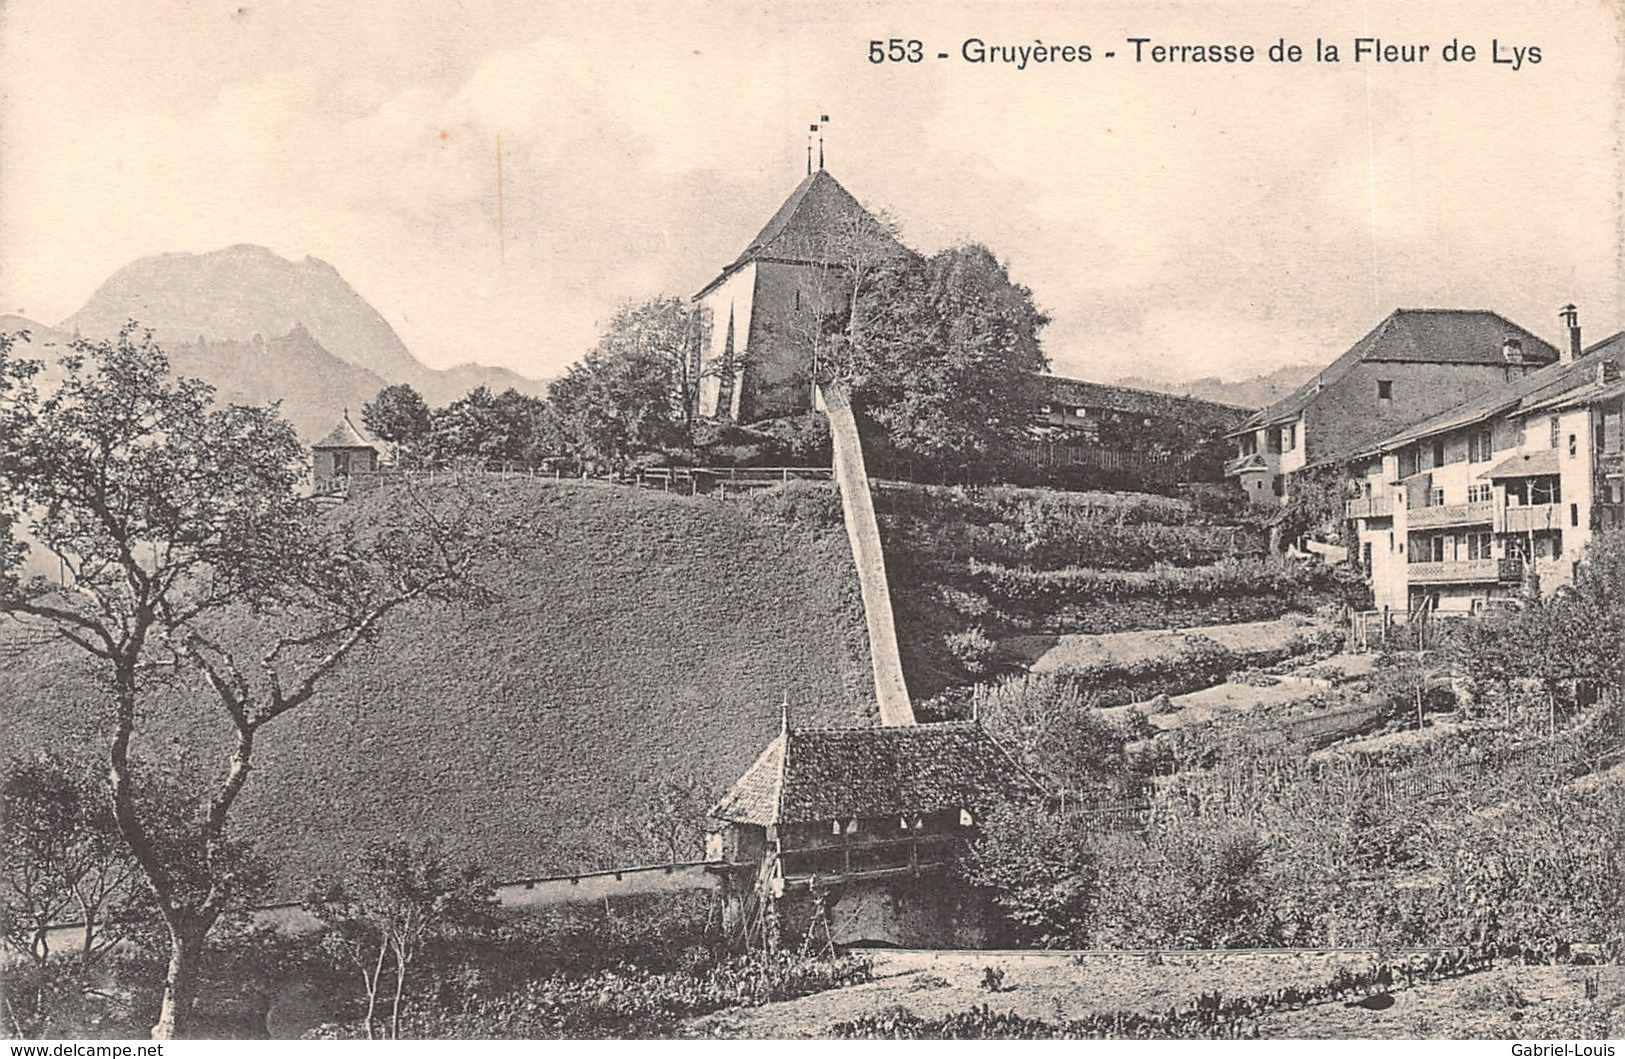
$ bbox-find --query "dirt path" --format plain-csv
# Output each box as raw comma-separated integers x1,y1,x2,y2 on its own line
1002,615,1331,672
684,951,1622,1039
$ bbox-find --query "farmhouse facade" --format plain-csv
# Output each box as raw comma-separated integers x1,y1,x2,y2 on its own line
1226,309,1560,507
708,719,1041,947
1346,321,1623,616
1034,375,1247,482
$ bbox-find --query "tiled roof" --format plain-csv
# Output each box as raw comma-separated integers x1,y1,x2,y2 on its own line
709,721,1041,826
1039,375,1247,424
710,735,786,826
1240,309,1560,432
697,170,908,297
1378,340,1624,452
312,410,377,451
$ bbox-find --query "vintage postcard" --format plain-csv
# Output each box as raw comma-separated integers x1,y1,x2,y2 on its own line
0,0,1621,1046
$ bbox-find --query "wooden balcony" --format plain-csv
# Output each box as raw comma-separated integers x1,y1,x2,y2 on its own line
1407,558,1501,584
1497,503,1563,534
1345,495,1394,520
1406,500,1495,530
778,833,965,883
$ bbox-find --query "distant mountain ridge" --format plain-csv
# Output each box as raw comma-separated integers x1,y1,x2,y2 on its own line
1111,363,1323,411
57,245,542,422
3,313,394,442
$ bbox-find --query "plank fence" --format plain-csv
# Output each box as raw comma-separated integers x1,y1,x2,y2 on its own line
313,462,834,501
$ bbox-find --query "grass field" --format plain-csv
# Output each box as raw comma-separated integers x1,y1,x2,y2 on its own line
0,479,874,893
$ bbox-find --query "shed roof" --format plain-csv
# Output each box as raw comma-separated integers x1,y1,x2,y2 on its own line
1481,449,1561,479
709,720,1041,826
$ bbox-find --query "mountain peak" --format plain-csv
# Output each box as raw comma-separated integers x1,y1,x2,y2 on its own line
59,246,544,411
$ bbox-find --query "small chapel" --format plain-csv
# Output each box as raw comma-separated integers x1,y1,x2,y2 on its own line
691,164,909,423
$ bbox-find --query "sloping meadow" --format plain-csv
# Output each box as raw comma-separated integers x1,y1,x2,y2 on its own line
0,479,875,895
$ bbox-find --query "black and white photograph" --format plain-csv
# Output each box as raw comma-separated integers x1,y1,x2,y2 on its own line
1,0,1622,1045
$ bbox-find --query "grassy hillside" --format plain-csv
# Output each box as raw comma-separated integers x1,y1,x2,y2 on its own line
0,479,873,892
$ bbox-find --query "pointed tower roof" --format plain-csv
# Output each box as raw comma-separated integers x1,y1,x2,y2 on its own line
312,409,377,451
698,170,908,297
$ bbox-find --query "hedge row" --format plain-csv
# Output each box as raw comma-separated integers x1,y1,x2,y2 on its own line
968,557,1338,607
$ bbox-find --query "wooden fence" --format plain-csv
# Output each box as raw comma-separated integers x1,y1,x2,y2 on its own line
313,462,833,501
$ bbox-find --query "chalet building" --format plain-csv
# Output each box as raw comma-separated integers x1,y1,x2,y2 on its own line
1226,309,1559,507
1346,316,1623,616
693,167,908,423
1033,375,1247,482
310,410,380,481
708,719,1041,947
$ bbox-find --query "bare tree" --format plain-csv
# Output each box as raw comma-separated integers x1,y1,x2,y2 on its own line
0,753,142,1037
0,325,491,1038
305,842,493,1039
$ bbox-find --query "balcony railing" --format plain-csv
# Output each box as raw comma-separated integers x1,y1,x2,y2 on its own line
1346,495,1394,520
1224,453,1266,477
1406,499,1495,530
779,833,965,882
1498,503,1563,534
1407,558,1501,584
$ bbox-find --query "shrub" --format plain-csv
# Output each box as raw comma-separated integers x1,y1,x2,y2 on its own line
312,952,873,1039
740,480,845,530
944,628,997,677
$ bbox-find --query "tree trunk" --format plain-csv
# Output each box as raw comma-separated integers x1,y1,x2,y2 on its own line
390,955,407,1039
151,924,204,1040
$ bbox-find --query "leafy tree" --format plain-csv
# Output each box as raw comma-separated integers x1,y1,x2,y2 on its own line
971,674,1142,801
1092,824,1278,949
0,754,143,1037
548,299,693,470
424,386,554,466
1557,528,1625,699
1274,462,1357,552
1440,532,1625,728
362,384,433,461
0,324,489,1038
962,801,1098,947
824,244,1050,464
305,842,495,1039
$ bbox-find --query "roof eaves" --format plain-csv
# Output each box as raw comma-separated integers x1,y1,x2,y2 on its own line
1375,395,1523,453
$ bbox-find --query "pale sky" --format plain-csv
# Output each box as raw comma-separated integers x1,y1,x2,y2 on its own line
2,0,1621,384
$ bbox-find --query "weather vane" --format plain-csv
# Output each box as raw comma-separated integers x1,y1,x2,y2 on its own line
807,114,830,174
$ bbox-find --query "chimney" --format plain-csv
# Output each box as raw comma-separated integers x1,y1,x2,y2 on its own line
1502,337,1524,364
1559,304,1581,363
